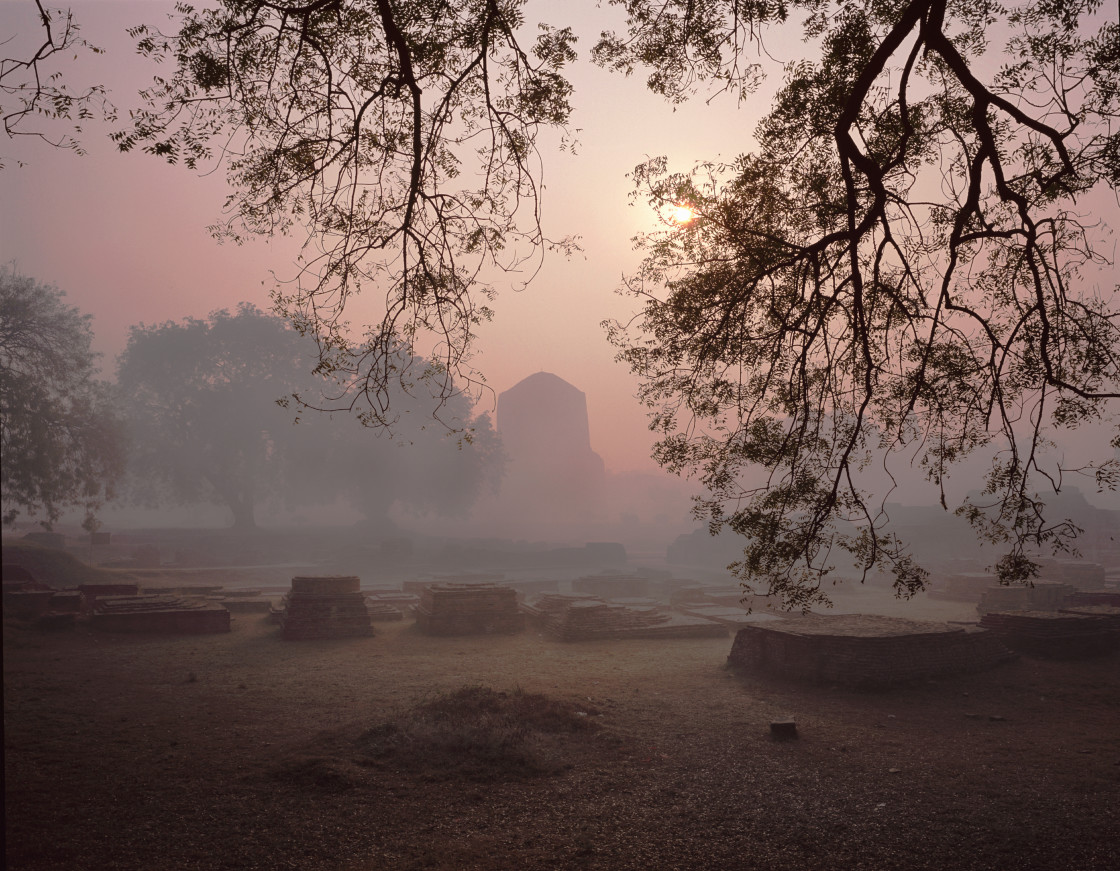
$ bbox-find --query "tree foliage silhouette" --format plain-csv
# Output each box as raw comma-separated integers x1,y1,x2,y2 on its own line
117,303,499,530
1,2,114,166
0,266,124,528
115,0,1119,605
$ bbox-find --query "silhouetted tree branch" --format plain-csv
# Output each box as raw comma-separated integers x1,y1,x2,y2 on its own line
1,1,114,166
605,0,1120,607
111,1,1119,607
114,0,579,428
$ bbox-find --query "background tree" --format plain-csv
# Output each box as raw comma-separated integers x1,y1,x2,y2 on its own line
0,265,125,528
328,405,503,529
117,1,1119,606
118,303,501,530
117,304,332,530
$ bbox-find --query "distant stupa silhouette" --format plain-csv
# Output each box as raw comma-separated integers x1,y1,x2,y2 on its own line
496,372,605,527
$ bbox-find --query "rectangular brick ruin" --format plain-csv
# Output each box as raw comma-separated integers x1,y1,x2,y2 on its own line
928,572,997,602
403,573,504,595
977,581,1077,615
48,591,85,613
280,576,374,641
215,595,274,614
78,583,141,605
3,589,56,618
931,560,1109,603
365,597,405,622
727,614,1016,688
365,590,420,614
674,602,785,628
524,593,728,641
978,609,1119,658
571,574,651,598
1064,591,1120,607
90,595,231,634
415,583,524,636
1037,559,1108,590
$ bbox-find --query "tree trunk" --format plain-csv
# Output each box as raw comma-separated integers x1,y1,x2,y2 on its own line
228,499,257,531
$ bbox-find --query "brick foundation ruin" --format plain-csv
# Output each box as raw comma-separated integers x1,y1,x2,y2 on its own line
415,583,523,636
978,609,1120,658
976,581,1077,615
280,576,374,640
571,574,651,599
727,614,1015,688
91,595,231,634
674,602,785,629
525,593,728,641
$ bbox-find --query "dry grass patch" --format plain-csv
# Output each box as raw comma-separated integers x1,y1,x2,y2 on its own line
269,686,605,790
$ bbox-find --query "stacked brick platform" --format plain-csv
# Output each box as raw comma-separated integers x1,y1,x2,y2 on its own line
1064,591,1120,607
727,614,1016,688
404,574,504,595
78,583,141,610
90,595,231,634
3,588,56,618
525,593,727,641
365,597,405,622
280,575,374,640
674,602,785,628
1039,559,1107,590
979,610,1118,658
1058,603,1120,632
215,594,275,614
669,585,766,610
976,581,1077,615
366,590,420,614
415,583,523,635
571,574,651,598
48,591,85,613
927,572,996,602
79,583,141,597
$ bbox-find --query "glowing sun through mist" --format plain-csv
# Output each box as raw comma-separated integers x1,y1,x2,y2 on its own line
670,204,697,224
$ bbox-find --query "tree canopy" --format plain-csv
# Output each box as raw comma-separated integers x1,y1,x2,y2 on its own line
117,303,501,530
117,304,320,530
604,0,1120,606
93,1,1120,604
115,0,580,426
0,266,125,528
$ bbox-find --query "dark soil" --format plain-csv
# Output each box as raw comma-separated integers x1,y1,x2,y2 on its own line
5,602,1120,870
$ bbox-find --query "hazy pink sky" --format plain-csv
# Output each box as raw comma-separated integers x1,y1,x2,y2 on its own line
2,1,1117,508
0,0,773,475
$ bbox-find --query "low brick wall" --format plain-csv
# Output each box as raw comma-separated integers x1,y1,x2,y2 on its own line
290,575,360,595
727,614,1015,688
977,581,1076,615
90,596,230,634
571,575,651,599
415,583,523,636
281,576,373,640
3,589,55,618
979,610,1119,658
525,593,728,641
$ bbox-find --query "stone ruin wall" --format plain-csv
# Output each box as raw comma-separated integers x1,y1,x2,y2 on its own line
727,617,1016,688
414,583,524,636
280,575,374,640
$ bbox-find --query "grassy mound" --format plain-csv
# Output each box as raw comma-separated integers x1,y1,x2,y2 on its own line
1,542,115,588
269,686,604,790
359,686,600,781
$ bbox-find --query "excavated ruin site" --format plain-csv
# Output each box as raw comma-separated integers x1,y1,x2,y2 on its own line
5,553,1120,870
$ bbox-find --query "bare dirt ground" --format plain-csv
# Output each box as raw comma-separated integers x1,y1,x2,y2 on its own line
5,584,1120,871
